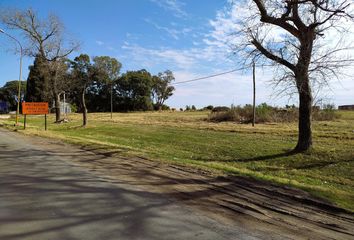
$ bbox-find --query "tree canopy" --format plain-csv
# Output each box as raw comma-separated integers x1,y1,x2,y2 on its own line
0,80,27,111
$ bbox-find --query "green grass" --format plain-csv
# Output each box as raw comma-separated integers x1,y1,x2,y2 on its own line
1,110,354,211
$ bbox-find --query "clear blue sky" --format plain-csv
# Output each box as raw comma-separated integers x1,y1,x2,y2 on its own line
0,0,353,108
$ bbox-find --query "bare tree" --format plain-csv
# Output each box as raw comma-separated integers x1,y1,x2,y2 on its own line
232,0,354,152
1,8,79,122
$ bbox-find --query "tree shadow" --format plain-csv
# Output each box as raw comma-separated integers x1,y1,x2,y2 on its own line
235,149,297,163
0,147,242,240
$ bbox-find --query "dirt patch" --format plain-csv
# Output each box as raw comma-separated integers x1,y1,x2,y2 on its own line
10,130,354,240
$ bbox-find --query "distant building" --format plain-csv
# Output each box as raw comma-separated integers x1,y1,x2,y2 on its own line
338,105,354,110
0,101,9,113
60,102,72,114
52,102,72,114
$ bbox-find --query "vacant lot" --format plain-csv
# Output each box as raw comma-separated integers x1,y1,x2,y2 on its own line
1,110,353,211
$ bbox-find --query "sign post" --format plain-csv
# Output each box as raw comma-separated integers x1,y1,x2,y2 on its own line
22,102,49,130
24,114,26,130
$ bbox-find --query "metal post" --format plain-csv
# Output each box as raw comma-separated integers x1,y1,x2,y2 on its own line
24,115,26,130
17,53,23,125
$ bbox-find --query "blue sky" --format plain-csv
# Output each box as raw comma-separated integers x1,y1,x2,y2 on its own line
0,0,353,108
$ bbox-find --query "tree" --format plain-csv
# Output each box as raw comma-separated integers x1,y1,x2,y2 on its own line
26,55,51,103
70,54,94,126
117,70,153,111
85,80,110,112
0,80,26,111
93,56,122,118
50,59,71,121
1,8,79,122
232,0,354,152
152,70,175,110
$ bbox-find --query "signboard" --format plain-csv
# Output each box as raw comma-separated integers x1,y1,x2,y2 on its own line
22,102,49,115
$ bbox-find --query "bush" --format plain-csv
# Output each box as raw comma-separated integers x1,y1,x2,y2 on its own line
208,103,340,124
161,104,170,111
212,106,231,112
203,105,214,111
313,104,340,121
208,103,297,123
71,103,78,113
208,108,240,122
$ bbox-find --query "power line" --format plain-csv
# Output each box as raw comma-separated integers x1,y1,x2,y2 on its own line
172,66,249,85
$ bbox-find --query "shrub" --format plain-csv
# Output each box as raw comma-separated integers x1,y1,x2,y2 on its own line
208,103,341,124
208,108,238,122
212,106,231,112
70,103,78,113
313,104,340,121
273,109,298,122
204,105,214,111
191,105,196,111
161,104,170,111
209,103,297,123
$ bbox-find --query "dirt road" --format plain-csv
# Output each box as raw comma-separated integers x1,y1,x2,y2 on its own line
0,128,353,239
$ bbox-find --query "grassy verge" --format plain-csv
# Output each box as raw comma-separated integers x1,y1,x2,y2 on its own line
1,111,353,211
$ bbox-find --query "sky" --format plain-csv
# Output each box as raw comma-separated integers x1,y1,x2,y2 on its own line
0,0,353,109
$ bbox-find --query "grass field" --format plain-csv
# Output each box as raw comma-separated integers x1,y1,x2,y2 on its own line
1,110,353,211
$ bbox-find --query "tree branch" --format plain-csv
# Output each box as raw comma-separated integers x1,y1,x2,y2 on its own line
251,37,296,71
253,0,301,37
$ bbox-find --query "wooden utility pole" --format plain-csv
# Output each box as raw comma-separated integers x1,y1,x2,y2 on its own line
252,61,256,127
110,82,113,119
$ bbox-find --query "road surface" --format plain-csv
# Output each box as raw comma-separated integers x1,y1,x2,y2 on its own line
0,128,353,239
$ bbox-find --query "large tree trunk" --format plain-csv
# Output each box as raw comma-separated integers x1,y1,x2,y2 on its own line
54,93,61,123
295,73,313,152
82,88,87,127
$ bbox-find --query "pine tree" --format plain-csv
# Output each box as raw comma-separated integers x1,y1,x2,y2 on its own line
26,55,51,103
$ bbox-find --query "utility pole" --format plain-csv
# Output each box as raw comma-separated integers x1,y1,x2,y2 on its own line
110,81,113,119
252,61,256,127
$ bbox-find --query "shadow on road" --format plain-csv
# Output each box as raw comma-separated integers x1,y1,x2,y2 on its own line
0,137,353,240
0,145,248,240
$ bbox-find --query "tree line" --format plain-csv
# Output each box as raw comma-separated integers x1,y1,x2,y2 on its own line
0,9,175,126
26,54,175,121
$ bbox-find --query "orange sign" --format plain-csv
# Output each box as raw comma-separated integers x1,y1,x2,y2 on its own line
22,102,49,115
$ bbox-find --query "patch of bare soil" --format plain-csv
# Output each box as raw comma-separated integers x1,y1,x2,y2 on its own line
22,134,354,240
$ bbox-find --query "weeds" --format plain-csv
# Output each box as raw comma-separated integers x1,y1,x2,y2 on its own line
208,103,340,123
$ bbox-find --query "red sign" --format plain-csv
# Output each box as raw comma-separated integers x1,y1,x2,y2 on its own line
22,102,49,115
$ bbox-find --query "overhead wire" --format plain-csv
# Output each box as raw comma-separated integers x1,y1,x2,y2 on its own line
171,66,249,85
170,64,279,86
